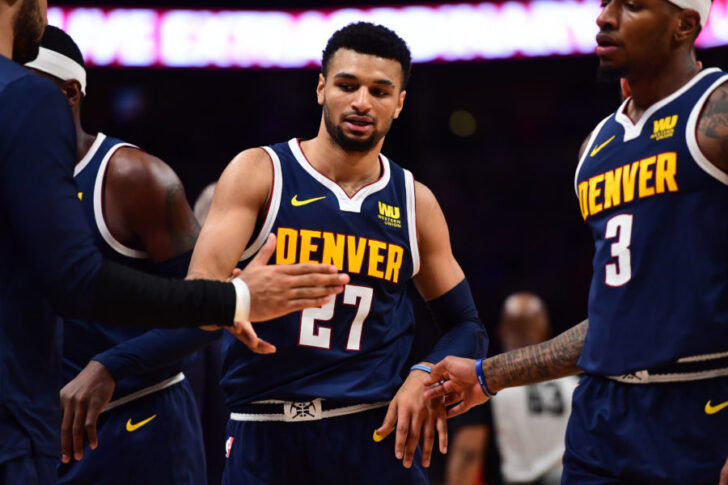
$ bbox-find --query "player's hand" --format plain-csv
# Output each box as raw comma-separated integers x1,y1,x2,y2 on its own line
59,360,116,463
719,457,728,485
237,233,350,322
424,356,490,418
376,366,448,469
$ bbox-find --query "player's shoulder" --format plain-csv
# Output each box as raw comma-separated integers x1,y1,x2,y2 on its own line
107,144,182,194
413,180,439,214
0,59,69,121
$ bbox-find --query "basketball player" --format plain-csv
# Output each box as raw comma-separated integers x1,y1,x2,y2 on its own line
187,22,488,484
445,293,577,485
0,1,348,481
24,26,221,482
426,0,728,482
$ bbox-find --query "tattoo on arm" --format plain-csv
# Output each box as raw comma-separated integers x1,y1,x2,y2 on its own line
697,84,728,172
165,184,200,255
483,319,588,392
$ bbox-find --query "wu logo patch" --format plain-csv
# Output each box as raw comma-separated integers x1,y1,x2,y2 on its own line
651,115,678,141
377,202,401,228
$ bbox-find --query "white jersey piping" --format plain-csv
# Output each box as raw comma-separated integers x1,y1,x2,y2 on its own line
102,372,185,412
403,169,420,277
230,400,388,422
91,135,147,259
74,133,106,176
614,68,721,142
288,138,391,213
239,147,284,261
685,73,728,185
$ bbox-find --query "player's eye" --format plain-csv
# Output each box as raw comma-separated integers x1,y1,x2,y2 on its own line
338,83,356,92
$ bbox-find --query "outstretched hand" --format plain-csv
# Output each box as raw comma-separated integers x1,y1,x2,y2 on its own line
423,356,489,418
227,233,349,353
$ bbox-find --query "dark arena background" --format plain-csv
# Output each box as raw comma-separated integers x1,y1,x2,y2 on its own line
46,1,728,481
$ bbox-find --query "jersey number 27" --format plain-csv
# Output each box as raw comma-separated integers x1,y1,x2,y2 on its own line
299,285,373,351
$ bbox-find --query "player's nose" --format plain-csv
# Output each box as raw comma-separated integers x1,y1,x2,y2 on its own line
351,86,373,112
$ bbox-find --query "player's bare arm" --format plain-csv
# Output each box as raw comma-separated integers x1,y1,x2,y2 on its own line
186,149,350,348
424,320,587,418
697,81,728,173
377,181,466,469
60,147,201,463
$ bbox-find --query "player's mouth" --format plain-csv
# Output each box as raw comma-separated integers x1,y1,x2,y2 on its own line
343,115,374,134
595,33,619,56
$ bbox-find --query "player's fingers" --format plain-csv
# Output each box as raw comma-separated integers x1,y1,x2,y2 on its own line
72,400,88,461
230,322,275,354
425,361,451,385
394,406,411,462
374,401,397,442
421,416,435,468
446,401,470,419
287,272,350,288
424,379,457,400
443,392,462,407
279,262,340,275
288,286,346,300
403,411,423,468
84,402,103,450
285,296,332,313
436,413,448,454
246,233,276,267
60,400,74,463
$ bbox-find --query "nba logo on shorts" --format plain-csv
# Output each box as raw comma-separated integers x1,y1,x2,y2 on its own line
225,436,234,458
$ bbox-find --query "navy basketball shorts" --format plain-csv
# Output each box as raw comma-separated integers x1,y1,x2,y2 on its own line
222,404,429,484
0,455,57,485
563,374,728,484
58,377,205,485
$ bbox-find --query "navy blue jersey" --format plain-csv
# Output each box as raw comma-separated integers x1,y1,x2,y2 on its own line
221,139,420,406
575,68,728,375
0,56,102,461
62,134,186,397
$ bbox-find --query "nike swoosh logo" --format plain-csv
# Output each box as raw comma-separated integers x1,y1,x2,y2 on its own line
590,135,616,157
291,195,326,207
126,414,157,432
705,400,728,415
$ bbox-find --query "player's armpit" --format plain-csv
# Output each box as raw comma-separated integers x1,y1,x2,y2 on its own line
697,81,728,174
104,147,200,262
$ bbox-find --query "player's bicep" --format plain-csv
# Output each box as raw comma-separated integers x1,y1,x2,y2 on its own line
412,181,465,301
187,149,272,280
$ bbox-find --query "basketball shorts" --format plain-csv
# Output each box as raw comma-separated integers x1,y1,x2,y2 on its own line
563,374,728,484
222,403,429,484
58,377,205,485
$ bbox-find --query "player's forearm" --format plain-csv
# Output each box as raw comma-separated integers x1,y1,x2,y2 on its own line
483,319,587,392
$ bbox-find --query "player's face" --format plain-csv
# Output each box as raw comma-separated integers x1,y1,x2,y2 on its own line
12,0,47,63
595,0,679,76
318,48,406,153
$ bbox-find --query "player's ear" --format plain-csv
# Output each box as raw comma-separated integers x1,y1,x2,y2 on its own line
674,9,700,44
61,79,83,109
316,73,325,106
393,89,406,119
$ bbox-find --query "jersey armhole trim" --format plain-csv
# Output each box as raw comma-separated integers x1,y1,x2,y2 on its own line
239,146,283,261
404,169,420,277
94,141,148,259
686,74,728,186
573,115,612,196
74,133,106,176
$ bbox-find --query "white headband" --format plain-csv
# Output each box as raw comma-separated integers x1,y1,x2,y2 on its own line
25,47,87,95
667,0,712,27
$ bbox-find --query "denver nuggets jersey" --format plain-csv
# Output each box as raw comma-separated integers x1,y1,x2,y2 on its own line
63,134,182,395
221,139,419,406
575,68,728,375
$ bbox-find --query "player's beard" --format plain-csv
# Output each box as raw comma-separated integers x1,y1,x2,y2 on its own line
12,0,45,64
323,101,390,153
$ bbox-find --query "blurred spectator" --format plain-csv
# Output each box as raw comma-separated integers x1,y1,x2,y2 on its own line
446,293,578,485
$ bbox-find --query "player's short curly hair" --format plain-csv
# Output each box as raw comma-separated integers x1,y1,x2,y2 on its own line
321,22,412,89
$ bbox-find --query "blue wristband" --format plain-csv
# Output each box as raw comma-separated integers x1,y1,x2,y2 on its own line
410,364,431,373
475,358,497,398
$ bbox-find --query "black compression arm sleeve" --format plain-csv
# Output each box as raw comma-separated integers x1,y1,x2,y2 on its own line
90,260,235,328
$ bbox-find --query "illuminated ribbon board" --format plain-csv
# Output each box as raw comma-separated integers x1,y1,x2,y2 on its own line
48,1,728,68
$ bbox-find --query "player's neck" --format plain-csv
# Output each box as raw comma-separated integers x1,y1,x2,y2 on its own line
301,134,384,198
75,131,96,165
624,55,700,123
0,14,13,60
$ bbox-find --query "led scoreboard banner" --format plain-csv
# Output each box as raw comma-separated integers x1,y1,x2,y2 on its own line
48,1,728,68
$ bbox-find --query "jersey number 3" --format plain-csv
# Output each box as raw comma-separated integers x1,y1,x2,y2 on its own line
604,214,633,287
299,285,373,351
